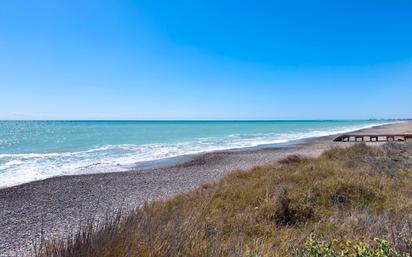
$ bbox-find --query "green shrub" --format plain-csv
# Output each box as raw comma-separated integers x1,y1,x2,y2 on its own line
295,234,412,257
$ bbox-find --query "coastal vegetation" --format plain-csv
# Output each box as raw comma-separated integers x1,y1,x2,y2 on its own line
36,142,412,257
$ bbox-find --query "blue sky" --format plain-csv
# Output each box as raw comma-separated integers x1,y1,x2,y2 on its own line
1,0,411,120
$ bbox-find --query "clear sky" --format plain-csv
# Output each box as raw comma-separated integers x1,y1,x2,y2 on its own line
1,0,411,120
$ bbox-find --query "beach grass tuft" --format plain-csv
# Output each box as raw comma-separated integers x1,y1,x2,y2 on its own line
35,142,412,257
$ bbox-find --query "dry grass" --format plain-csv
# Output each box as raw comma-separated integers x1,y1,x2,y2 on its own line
36,143,412,257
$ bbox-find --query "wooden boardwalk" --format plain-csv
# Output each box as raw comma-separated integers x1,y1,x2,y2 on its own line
334,134,412,142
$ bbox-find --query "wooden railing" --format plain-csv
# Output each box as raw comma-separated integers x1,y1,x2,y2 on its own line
333,134,412,142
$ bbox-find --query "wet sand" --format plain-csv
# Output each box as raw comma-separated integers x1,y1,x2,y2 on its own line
1,121,411,256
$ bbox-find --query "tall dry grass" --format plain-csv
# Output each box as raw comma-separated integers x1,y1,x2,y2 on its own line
35,142,412,257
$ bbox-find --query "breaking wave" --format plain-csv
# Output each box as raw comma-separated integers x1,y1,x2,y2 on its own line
0,122,391,188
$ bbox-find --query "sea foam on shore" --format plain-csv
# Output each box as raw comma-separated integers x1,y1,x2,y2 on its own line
0,121,391,188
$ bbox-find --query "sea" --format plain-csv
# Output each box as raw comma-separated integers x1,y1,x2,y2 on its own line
0,120,393,188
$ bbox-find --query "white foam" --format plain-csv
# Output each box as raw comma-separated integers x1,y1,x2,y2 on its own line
0,122,393,188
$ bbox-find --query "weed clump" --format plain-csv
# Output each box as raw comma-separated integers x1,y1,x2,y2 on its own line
323,142,412,176
294,234,412,257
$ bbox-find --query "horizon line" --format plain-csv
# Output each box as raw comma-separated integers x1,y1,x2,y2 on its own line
0,118,407,122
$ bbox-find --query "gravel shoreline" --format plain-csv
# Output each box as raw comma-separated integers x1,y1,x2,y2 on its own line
1,121,411,256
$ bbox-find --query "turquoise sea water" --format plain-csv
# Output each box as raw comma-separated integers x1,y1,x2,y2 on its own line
0,120,391,188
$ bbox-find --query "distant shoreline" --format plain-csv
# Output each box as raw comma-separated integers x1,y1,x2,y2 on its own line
1,121,411,256
130,121,397,171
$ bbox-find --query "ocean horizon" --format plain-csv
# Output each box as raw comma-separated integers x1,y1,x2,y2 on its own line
0,120,394,188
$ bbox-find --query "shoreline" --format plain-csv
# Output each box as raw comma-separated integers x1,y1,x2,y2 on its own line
128,123,383,172
0,121,411,256
0,121,395,190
